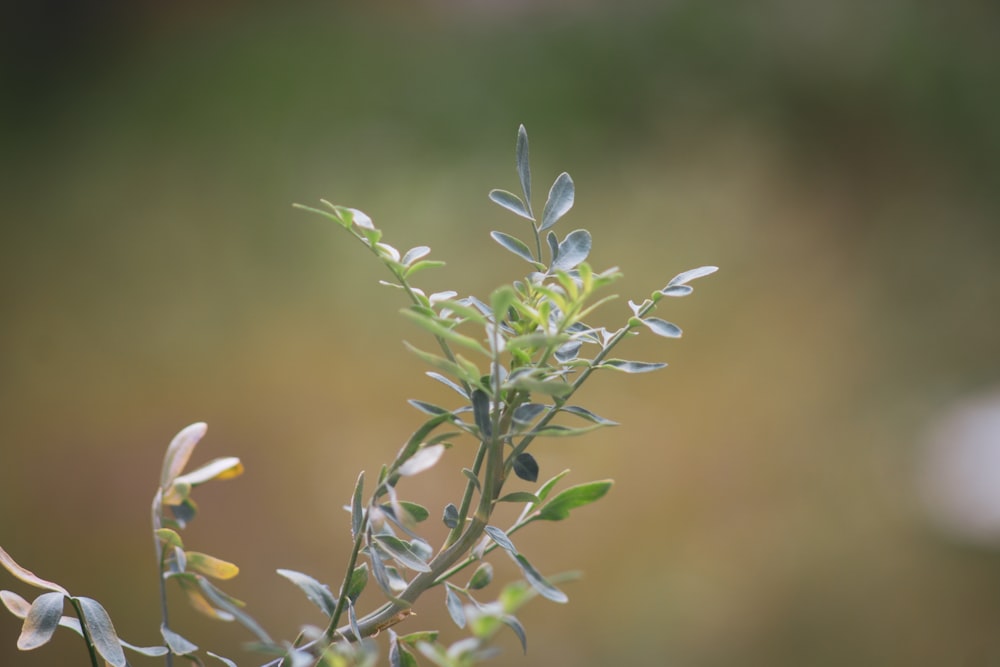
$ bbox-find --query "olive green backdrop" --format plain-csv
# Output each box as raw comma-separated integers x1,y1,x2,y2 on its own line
2,1,1000,665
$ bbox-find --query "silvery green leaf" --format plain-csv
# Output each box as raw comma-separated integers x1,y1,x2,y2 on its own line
374,535,431,572
428,290,458,305
443,503,459,529
471,389,491,438
348,208,375,230
488,190,533,221
666,265,718,287
513,453,539,482
275,569,337,616
551,230,591,271
560,405,618,426
512,555,567,603
351,472,365,539
516,125,532,211
490,231,536,263
483,525,517,556
426,371,469,398
546,231,559,265
445,584,466,629
513,403,546,425
554,340,581,363
503,614,528,653
368,546,395,597
398,444,446,477
627,299,646,317
642,317,682,338
207,651,239,666
540,172,574,231
461,468,482,492
660,284,694,297
16,591,63,650
160,624,198,655
600,359,667,373
348,600,361,641
401,246,431,266
76,597,127,667
376,242,401,262
408,400,451,416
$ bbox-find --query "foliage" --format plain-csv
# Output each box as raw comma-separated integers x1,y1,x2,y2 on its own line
0,126,715,666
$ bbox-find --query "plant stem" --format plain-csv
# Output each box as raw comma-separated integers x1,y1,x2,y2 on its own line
150,492,173,667
68,597,102,667
324,503,366,641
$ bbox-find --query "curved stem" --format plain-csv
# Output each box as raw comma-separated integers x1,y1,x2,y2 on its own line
68,597,102,667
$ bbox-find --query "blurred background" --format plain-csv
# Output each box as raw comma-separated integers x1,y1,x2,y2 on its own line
2,1,999,665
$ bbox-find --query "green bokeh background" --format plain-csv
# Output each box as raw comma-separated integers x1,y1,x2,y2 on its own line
2,1,1000,665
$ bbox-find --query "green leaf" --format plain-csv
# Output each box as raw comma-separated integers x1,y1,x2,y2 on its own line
496,491,539,504
185,552,239,580
400,309,489,354
600,359,667,373
513,453,539,482
513,555,568,603
488,190,533,221
160,422,207,490
16,591,63,650
275,569,337,616
461,468,482,492
506,375,573,397
667,265,719,287
122,640,169,657
467,562,493,591
516,125,532,212
404,260,446,278
444,583,466,629
374,535,432,572
155,528,184,549
443,504,459,529
393,501,430,523
348,599,362,641
351,472,365,539
526,424,604,438
346,563,369,603
537,480,613,521
490,231,536,263
160,624,198,655
76,596,127,667
397,444,446,477
368,546,395,598
196,578,272,644
551,230,591,271
642,317,682,338
490,285,518,323
0,547,69,595
292,202,350,228
560,405,618,426
404,342,482,388
540,172,574,231
532,469,570,508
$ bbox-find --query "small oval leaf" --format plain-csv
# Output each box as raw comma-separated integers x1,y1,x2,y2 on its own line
76,597,127,667
444,584,466,629
443,503,459,529
276,569,337,616
551,230,591,271
540,172,574,231
641,318,682,338
513,453,539,483
488,190,533,221
667,265,719,287
490,231,536,263
17,591,64,650
600,359,667,374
